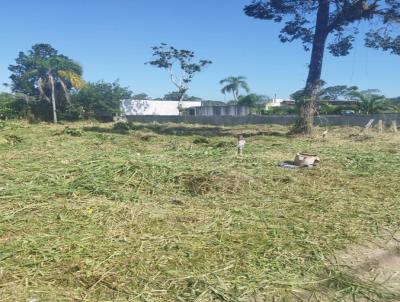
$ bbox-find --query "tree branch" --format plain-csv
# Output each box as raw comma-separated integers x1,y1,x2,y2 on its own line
328,0,380,32
168,66,181,90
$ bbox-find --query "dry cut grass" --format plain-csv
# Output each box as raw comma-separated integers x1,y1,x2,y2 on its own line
1,120,400,301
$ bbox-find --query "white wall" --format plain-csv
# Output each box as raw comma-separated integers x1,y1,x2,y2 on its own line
121,100,201,116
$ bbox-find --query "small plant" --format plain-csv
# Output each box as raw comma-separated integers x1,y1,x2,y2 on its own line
113,122,131,132
214,141,235,148
4,134,23,145
192,136,209,144
63,127,82,137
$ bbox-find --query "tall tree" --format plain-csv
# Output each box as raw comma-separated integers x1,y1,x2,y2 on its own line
244,1,400,134
220,76,250,103
9,44,85,123
147,43,212,106
320,85,358,101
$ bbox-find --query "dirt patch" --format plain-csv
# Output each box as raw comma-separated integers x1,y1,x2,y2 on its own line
293,235,400,301
334,237,400,293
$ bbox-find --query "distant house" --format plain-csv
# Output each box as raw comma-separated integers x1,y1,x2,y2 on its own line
187,105,250,116
120,99,201,116
265,98,356,110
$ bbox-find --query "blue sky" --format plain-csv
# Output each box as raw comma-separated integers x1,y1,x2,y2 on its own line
0,0,399,100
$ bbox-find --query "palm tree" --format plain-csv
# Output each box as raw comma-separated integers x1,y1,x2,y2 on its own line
350,91,387,115
36,57,85,123
9,44,85,123
220,76,250,103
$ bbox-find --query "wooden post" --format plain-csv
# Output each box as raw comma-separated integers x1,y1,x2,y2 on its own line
391,120,398,133
377,120,384,134
363,119,374,133
322,130,328,140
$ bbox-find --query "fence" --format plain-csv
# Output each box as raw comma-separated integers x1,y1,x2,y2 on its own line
125,114,400,127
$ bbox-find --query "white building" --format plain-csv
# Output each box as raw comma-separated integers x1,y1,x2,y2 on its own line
267,98,294,108
120,99,201,116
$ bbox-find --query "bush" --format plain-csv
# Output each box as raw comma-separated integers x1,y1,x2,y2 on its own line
29,99,52,121
0,93,30,119
63,127,83,137
192,137,209,144
59,104,84,121
72,81,132,121
113,122,132,132
4,134,23,145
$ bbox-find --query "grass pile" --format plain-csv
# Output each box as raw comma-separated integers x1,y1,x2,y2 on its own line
1,121,400,301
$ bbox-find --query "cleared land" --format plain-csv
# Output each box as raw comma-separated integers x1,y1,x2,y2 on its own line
1,121,400,301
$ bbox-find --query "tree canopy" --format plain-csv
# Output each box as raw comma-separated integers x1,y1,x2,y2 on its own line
350,90,388,114
72,81,132,121
131,93,151,100
163,91,189,101
220,76,250,103
244,0,400,56
147,43,212,104
238,93,269,107
320,85,359,101
8,43,85,122
244,0,400,133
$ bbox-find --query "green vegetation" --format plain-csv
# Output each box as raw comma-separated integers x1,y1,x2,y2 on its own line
0,93,30,119
4,44,131,123
1,121,400,301
147,44,212,104
71,81,132,121
220,76,250,103
244,0,400,134
350,90,389,115
3,43,399,124
9,43,85,123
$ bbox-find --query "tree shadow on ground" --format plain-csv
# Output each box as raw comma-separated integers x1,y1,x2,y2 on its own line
83,124,289,138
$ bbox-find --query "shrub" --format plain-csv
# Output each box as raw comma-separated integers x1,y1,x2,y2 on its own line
113,122,131,132
0,93,30,119
192,136,209,144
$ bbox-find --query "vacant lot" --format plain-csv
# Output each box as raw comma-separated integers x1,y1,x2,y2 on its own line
1,121,400,301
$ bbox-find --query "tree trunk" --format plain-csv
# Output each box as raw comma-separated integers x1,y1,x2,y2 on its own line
48,74,58,123
295,0,330,135
233,90,238,103
177,89,187,109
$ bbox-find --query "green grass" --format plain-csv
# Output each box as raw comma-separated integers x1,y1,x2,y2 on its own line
1,121,400,301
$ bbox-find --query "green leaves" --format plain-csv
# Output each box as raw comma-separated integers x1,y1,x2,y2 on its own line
220,76,250,102
147,43,212,101
8,43,85,122
72,81,132,121
244,1,400,57
365,30,400,55
349,90,388,114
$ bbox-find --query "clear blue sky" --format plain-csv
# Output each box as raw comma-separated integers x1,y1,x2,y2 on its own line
0,0,399,100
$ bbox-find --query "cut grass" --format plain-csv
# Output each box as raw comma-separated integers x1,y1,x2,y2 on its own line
1,121,400,301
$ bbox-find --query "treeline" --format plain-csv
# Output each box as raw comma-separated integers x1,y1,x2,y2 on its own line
0,43,216,122
264,86,400,116
1,43,400,122
0,81,131,122
0,44,133,122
